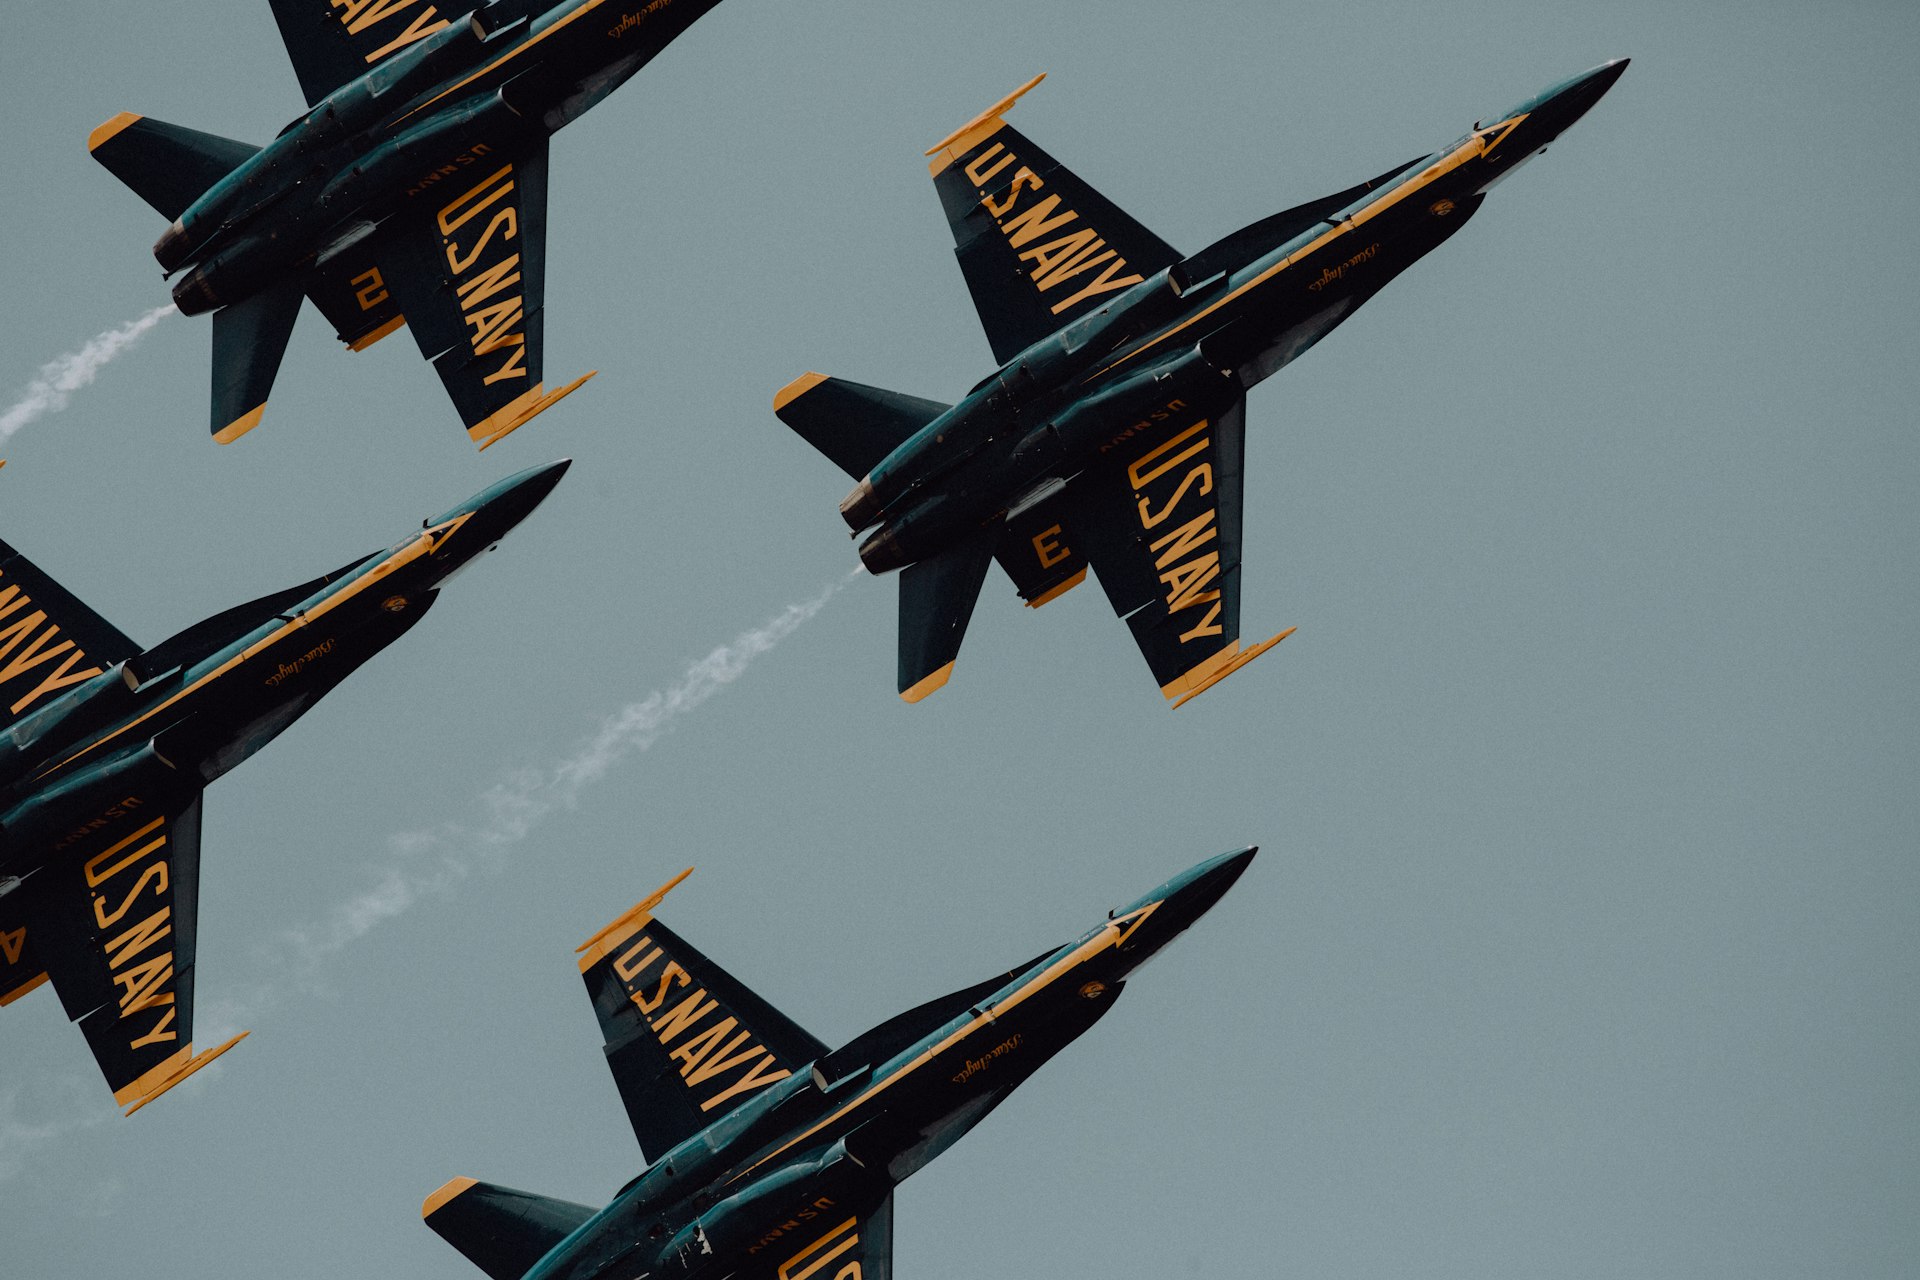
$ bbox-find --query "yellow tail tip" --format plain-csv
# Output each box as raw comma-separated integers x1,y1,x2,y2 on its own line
88,112,143,153
422,1176,480,1220
773,371,828,413
575,867,695,968
900,661,955,703
925,73,1046,157
213,404,267,444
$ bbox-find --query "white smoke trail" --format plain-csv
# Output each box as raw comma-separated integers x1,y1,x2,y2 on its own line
211,574,851,1020
0,304,178,444
1,577,854,1176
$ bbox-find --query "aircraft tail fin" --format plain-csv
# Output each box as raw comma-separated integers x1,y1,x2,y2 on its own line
86,114,258,222
897,524,996,703
209,280,303,443
772,373,949,481
577,870,828,1163
0,538,139,732
421,1178,597,1280
926,75,1182,364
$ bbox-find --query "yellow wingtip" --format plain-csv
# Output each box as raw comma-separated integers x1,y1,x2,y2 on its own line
88,112,143,153
900,661,955,703
470,371,596,451
213,404,266,445
422,1176,480,1220
773,371,829,413
1166,627,1296,709
121,1031,251,1116
926,73,1046,156
575,867,695,969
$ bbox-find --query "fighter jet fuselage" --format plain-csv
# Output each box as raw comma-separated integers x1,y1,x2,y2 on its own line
0,461,566,1113
160,0,720,315
92,0,727,446
845,61,1630,575
423,850,1256,1280
777,61,1627,705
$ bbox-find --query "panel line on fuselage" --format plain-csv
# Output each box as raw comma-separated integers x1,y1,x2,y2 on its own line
35,517,465,779
724,903,1157,1187
392,0,611,126
1089,118,1523,381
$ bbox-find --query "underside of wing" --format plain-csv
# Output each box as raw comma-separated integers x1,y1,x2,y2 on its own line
308,232,408,353
747,1199,895,1280
268,0,488,106
11,767,244,1113
578,872,828,1163
1069,394,1290,704
993,488,1089,610
927,76,1182,364
379,138,593,448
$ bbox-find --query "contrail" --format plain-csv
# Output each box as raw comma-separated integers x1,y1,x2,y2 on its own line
0,559,855,1179
0,304,177,444
208,573,853,1026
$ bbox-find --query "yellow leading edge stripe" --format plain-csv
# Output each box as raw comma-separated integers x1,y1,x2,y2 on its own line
42,513,474,779
729,900,1160,1186
1092,116,1528,383
393,0,611,127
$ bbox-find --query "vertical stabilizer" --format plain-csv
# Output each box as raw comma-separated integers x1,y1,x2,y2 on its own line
897,525,996,702
209,281,303,443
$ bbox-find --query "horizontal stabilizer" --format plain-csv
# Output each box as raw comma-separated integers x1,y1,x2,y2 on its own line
422,1178,597,1280
773,373,949,480
210,280,303,443
87,114,258,222
578,870,827,1162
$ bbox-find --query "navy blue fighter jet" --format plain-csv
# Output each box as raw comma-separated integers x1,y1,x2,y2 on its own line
422,849,1256,1280
778,61,1628,704
0,461,567,1112
90,0,728,449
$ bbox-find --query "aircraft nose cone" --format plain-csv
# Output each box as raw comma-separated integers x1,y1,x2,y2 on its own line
482,457,572,532
1168,845,1259,919
1531,57,1631,138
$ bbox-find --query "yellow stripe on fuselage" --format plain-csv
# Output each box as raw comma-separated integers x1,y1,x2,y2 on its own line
1090,118,1524,382
37,519,466,779
726,901,1161,1186
392,0,611,127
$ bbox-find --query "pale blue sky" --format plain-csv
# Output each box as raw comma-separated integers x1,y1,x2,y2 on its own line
0,1,1915,1277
